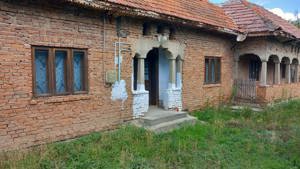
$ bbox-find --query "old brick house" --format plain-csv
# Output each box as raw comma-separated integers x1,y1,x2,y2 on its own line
0,0,299,150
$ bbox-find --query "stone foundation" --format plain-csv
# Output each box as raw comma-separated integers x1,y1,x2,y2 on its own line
132,90,149,118
163,88,182,110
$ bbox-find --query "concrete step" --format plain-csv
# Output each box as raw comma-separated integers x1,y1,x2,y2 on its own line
141,111,188,127
145,115,197,133
232,99,262,108
231,106,263,112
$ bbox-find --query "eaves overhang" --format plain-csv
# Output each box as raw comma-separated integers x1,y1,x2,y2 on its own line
64,0,241,36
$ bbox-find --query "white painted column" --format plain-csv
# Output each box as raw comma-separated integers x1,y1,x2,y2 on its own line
137,57,145,91
169,58,176,89
133,56,149,118
260,60,268,86
274,61,281,85
286,63,291,84
176,59,183,88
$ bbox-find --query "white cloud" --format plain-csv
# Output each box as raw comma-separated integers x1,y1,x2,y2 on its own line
269,8,299,21
255,0,271,6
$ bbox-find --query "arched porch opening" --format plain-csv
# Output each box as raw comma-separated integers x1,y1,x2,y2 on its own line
238,54,261,81
267,55,280,85
132,47,181,112
281,57,291,84
145,48,160,106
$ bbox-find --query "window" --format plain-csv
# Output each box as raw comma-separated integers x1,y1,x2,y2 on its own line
204,57,221,84
32,47,88,97
249,60,260,80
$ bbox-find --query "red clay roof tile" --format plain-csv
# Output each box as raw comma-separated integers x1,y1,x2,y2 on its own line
222,0,300,38
67,0,239,33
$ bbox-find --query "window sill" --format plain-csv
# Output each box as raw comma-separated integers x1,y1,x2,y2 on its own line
203,83,221,88
30,94,92,105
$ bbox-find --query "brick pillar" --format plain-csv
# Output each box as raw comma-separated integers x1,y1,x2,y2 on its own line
137,57,145,91
260,60,267,86
274,61,281,84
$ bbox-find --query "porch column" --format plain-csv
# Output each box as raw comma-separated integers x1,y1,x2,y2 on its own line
274,61,281,84
176,59,183,88
234,58,239,79
169,58,176,89
137,57,145,91
286,63,291,84
260,60,268,86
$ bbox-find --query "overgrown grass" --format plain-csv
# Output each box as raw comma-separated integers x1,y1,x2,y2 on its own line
1,100,300,169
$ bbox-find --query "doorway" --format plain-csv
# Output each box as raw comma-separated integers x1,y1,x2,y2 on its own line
145,48,159,106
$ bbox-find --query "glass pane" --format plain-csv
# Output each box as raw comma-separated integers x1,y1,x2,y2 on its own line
216,59,221,82
133,58,138,90
73,51,84,92
145,59,149,81
211,60,215,82
55,51,67,93
205,59,209,83
35,49,49,94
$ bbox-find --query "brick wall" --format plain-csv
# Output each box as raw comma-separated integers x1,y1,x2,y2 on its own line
179,29,234,110
0,1,235,150
257,84,300,104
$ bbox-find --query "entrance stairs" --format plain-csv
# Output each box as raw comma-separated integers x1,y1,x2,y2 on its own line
232,99,264,112
133,107,197,133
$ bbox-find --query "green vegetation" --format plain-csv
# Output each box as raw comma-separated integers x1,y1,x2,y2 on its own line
1,100,300,169
293,20,300,28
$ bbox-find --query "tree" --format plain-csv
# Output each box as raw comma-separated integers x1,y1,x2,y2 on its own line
293,10,300,28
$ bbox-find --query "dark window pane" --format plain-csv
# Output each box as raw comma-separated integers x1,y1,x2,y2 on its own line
35,49,49,94
205,59,209,83
215,59,221,82
205,57,221,84
55,51,67,94
73,51,84,92
133,57,138,90
211,60,215,82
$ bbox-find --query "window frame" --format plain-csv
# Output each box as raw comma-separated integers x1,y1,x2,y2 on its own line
32,46,88,97
72,49,89,95
204,56,221,85
32,47,52,97
53,48,71,96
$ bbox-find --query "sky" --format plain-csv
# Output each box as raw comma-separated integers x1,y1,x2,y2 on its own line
210,0,300,21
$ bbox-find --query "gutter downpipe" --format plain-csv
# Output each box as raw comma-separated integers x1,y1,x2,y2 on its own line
118,37,121,82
